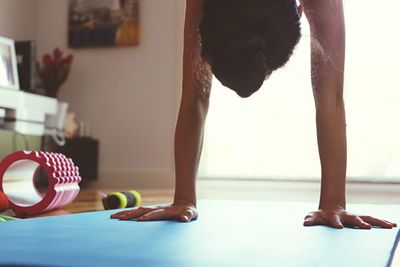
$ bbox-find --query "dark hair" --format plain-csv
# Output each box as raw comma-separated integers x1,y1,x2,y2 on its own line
199,0,301,97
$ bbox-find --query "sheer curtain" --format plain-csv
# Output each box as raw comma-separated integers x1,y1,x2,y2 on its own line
198,1,400,181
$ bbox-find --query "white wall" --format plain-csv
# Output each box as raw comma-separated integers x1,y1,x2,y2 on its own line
34,0,186,188
0,0,186,189
0,0,38,40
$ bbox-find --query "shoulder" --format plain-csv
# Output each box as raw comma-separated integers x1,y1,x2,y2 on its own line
301,0,343,20
301,0,344,36
301,0,342,9
185,0,205,18
183,0,207,45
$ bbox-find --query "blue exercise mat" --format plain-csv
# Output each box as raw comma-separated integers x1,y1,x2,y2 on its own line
0,200,399,267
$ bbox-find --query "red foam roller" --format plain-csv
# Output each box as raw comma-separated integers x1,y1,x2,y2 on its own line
0,151,81,217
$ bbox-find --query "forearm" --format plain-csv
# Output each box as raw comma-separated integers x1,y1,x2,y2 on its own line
316,101,347,208
174,0,211,206
174,96,209,206
314,32,346,209
303,0,347,208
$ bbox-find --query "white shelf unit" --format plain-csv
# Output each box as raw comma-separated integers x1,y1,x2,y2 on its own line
0,87,57,135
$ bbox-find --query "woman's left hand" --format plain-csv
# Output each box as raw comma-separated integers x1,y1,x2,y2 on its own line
303,205,397,229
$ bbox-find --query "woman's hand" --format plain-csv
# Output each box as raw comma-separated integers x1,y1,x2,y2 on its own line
110,199,198,223
303,205,397,229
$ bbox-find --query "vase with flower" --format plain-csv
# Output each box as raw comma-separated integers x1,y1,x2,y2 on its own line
37,48,73,98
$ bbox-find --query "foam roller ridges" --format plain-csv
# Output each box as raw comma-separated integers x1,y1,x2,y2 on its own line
0,150,82,217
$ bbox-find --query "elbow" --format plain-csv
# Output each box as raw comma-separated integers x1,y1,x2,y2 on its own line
187,64,212,112
192,86,211,117
180,58,212,118
315,94,345,116
312,77,345,115
315,96,346,130
180,83,211,120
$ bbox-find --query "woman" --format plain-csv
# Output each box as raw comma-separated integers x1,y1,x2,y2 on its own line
112,0,397,229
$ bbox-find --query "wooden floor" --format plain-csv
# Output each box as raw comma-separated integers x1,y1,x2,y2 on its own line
56,179,400,216
2,178,397,218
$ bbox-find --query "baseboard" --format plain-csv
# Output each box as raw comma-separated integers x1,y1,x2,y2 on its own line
96,170,175,189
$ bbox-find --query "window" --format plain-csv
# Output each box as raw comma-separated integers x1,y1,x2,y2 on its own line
198,1,400,181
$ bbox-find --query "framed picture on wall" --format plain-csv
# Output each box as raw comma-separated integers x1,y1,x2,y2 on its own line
0,36,20,90
68,0,140,48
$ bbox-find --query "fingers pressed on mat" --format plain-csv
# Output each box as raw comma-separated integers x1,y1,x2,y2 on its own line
137,209,168,221
179,209,196,222
303,217,314,226
117,207,154,220
111,210,134,219
382,220,397,227
383,220,397,227
328,215,343,229
303,213,319,226
111,208,151,217
360,216,395,229
111,205,169,218
345,215,372,229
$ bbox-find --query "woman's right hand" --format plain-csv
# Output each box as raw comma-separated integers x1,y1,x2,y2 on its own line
110,199,198,223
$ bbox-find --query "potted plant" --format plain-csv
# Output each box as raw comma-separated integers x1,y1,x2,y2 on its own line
37,48,73,98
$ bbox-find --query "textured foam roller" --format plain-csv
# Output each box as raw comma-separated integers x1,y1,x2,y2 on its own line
0,150,81,217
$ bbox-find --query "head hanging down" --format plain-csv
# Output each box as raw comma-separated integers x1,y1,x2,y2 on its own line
199,0,302,97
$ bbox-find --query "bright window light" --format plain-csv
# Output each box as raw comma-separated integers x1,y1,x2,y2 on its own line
198,1,400,181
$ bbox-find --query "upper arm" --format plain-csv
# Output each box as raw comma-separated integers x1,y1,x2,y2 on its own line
182,0,212,101
301,0,345,101
183,0,208,72
184,0,204,37
301,0,345,37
